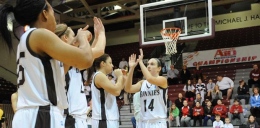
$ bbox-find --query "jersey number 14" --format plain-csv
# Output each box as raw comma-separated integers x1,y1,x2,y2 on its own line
144,99,154,112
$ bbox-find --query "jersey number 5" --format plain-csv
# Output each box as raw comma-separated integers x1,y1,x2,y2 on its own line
17,52,25,86
144,99,154,112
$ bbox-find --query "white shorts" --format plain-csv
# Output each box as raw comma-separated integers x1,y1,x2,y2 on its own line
65,115,88,128
74,117,88,128
91,119,118,128
12,105,64,128
138,119,168,128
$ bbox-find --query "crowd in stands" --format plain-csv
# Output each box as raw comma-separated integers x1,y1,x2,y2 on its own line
165,64,260,127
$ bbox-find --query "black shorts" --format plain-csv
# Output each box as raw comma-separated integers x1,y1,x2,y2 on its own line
220,89,229,96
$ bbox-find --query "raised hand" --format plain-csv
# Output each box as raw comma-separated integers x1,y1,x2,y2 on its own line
138,49,144,62
128,54,139,68
75,25,92,45
93,17,105,38
114,69,123,78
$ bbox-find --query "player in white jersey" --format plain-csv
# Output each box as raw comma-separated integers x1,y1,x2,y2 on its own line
54,20,105,128
91,54,125,128
125,49,168,128
0,0,100,127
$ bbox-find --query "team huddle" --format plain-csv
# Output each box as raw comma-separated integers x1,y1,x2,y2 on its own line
0,0,168,128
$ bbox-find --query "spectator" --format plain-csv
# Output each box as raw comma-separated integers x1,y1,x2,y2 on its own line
194,64,203,81
183,79,195,102
131,92,140,128
248,64,260,88
212,85,223,106
193,93,204,107
223,118,233,128
119,58,128,69
247,115,259,128
193,101,204,126
216,75,234,101
116,91,124,108
180,100,191,127
207,78,216,97
202,97,210,108
11,91,18,113
180,65,191,84
213,115,224,128
167,95,172,117
195,78,206,101
169,103,180,127
236,80,250,104
135,65,143,81
175,93,185,115
228,99,245,124
250,87,260,118
213,99,227,122
167,65,179,85
203,101,215,126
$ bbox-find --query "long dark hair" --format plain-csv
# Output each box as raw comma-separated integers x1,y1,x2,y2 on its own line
93,54,110,70
186,79,192,91
0,0,48,50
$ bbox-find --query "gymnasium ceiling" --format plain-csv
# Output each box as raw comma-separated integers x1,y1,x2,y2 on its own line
1,0,259,32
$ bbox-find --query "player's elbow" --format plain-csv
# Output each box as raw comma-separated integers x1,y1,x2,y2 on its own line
112,89,121,96
80,55,94,69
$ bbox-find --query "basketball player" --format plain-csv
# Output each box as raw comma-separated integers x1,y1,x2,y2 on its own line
91,54,125,128
54,17,105,128
125,49,168,128
0,0,95,127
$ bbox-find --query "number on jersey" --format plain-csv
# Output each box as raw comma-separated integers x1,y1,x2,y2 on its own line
144,99,154,112
17,52,25,87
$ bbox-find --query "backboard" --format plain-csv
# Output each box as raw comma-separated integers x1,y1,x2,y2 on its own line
140,0,214,47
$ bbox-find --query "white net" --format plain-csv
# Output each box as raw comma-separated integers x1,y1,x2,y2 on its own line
160,28,181,55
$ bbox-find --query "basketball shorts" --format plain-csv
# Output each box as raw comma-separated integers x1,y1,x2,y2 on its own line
12,105,64,128
65,115,88,128
91,119,118,128
138,119,169,128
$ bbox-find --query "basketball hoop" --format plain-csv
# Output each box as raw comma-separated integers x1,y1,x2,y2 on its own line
160,28,181,55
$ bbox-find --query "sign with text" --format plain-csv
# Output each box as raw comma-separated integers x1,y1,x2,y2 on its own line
183,45,260,67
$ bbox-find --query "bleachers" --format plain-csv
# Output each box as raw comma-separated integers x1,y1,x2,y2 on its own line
195,26,260,51
0,77,16,103
168,61,260,115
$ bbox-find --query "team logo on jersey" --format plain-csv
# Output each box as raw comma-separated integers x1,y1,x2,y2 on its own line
140,90,160,97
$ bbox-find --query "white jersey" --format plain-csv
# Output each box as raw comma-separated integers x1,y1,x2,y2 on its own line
140,80,168,121
66,67,88,117
91,72,119,120
16,28,68,110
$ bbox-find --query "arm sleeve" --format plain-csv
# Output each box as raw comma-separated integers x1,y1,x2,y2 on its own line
203,83,206,91
212,92,216,99
167,70,171,78
174,69,179,75
250,97,254,107
239,106,243,113
175,108,180,117
183,85,187,91
228,78,234,88
230,106,234,113
201,107,204,115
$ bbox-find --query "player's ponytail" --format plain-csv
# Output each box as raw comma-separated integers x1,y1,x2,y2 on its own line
0,4,15,50
0,0,47,51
